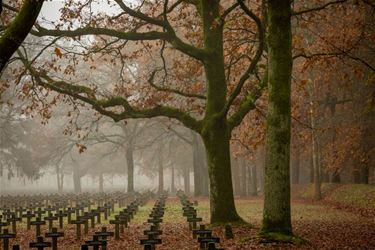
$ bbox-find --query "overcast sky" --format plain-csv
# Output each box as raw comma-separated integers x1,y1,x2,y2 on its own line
39,1,120,24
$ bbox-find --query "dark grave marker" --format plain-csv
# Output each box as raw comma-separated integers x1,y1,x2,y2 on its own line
56,210,68,229
29,236,52,250
109,218,123,240
45,227,64,250
0,229,16,250
22,211,35,230
94,227,114,241
44,213,58,232
7,214,21,234
70,219,85,240
84,235,107,250
30,217,46,237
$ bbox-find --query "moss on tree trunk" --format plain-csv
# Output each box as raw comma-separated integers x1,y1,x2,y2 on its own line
202,119,241,223
262,0,293,235
0,0,44,73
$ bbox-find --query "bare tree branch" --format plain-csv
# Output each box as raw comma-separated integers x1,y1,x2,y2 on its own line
148,70,206,99
223,0,265,115
292,0,348,16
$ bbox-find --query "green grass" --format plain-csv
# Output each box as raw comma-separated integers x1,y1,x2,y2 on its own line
293,183,339,199
326,184,375,208
292,183,375,209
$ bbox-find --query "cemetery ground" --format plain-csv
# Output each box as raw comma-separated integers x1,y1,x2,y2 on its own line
1,184,374,249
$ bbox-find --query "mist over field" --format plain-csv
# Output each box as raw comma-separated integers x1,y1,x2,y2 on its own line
0,0,374,249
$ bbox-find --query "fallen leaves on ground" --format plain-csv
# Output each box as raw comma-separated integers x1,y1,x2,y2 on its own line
6,197,375,249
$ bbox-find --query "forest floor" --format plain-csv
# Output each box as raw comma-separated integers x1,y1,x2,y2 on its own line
11,184,375,249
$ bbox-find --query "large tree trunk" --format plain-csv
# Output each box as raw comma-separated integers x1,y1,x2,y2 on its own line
201,127,241,223
0,0,44,73
199,0,240,224
262,0,292,235
126,146,134,192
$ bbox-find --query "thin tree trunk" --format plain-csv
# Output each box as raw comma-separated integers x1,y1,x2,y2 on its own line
56,165,63,193
251,165,258,196
310,153,314,183
331,171,341,183
99,172,104,193
192,132,203,196
262,0,292,235
241,159,247,197
310,85,322,200
292,148,300,184
232,158,241,196
171,165,176,193
60,173,64,192
158,151,164,194
73,167,82,194
126,146,135,192
200,140,209,197
360,165,369,184
247,163,252,195
183,165,190,195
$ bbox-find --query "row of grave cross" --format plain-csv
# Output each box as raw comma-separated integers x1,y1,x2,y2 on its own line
139,193,168,250
0,192,151,249
177,191,224,250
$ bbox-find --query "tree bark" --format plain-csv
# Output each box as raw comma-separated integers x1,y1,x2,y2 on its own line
262,0,292,235
126,146,135,192
0,0,44,73
198,0,241,224
201,127,241,223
